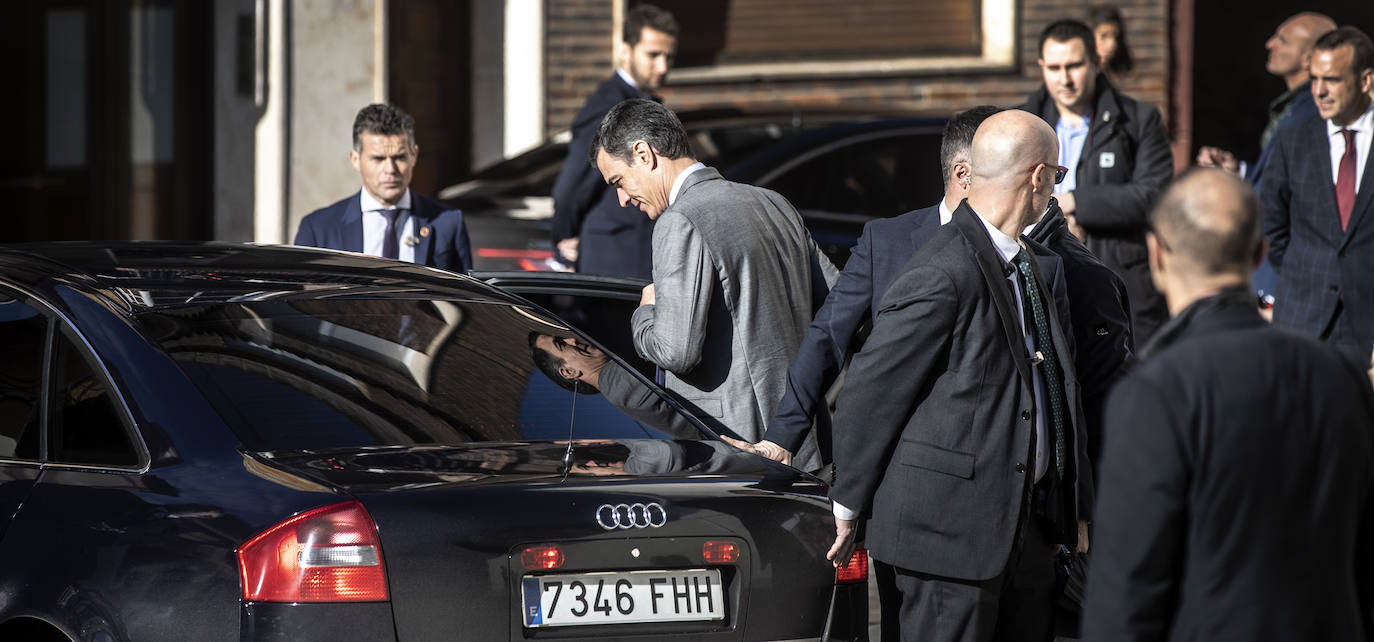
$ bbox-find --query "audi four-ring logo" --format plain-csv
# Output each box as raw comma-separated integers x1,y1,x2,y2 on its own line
595,503,667,530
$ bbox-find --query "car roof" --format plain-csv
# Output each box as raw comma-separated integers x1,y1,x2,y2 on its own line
0,242,518,313
441,106,946,195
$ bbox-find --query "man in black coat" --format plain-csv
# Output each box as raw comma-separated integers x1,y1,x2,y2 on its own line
1083,168,1374,641
755,107,1132,481
1018,19,1174,345
827,111,1092,641
549,4,677,278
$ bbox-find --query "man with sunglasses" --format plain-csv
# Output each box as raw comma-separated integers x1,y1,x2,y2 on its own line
826,111,1093,641
1019,19,1174,344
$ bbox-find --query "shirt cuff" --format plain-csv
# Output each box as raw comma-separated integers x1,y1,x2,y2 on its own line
831,500,859,521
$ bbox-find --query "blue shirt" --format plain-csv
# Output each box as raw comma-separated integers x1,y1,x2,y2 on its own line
1056,111,1091,193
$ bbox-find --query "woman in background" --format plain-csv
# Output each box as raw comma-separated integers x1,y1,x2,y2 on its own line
1088,5,1134,79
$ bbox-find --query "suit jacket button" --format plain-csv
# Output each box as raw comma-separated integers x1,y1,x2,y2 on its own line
1015,463,1026,473
1021,410,1032,420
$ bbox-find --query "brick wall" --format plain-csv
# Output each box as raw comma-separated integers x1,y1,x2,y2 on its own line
545,0,1177,151
546,0,616,136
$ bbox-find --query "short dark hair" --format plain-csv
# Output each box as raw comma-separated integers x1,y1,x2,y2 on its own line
1087,5,1134,74
624,3,679,46
1039,19,1100,67
588,98,693,167
1150,168,1260,275
528,333,595,395
941,105,1003,188
1313,26,1374,77
352,103,416,151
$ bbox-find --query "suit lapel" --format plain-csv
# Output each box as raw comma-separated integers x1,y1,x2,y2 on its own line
342,194,365,252
953,205,1033,388
409,195,436,265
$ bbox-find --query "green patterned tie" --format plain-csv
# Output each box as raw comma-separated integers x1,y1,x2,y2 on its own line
1014,248,1066,479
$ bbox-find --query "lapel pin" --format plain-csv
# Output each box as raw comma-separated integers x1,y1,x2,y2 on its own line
420,226,430,238
403,236,419,247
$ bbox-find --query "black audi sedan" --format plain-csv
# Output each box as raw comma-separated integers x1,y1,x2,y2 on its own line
0,243,867,641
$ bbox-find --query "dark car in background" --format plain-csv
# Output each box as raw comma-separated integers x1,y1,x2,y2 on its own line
443,107,946,271
0,243,868,641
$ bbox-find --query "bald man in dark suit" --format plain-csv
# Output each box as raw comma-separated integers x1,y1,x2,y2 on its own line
1085,168,1374,641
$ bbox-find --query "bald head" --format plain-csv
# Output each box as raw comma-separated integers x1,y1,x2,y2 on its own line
970,111,1059,186
1150,168,1260,278
1286,12,1337,44
1268,12,1336,84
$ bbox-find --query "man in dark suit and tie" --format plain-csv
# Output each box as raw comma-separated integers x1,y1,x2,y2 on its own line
295,104,472,273
1083,168,1374,641
550,4,678,278
1262,26,1374,361
826,110,1092,641
755,107,1132,481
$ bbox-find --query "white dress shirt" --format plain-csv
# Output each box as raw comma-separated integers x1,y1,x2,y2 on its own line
360,189,416,263
938,198,955,225
975,213,1049,484
1328,102,1374,194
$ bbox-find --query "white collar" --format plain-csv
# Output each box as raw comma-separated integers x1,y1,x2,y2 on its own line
616,68,638,89
668,162,708,206
1327,101,1374,137
973,207,1023,264
360,188,412,213
938,199,955,225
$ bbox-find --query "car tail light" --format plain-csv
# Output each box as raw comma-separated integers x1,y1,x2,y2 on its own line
522,545,566,570
834,549,868,584
702,540,740,563
238,501,389,602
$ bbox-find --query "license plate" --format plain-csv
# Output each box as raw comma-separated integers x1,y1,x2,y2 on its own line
522,569,724,628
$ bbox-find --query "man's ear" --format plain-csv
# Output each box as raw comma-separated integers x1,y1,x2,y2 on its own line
1145,231,1169,296
953,161,971,189
349,148,361,172
1028,163,1049,194
632,140,656,169
1360,68,1374,94
558,364,581,381
1146,232,1165,274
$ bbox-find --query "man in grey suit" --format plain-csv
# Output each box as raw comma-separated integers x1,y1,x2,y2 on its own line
589,99,839,470
827,111,1092,641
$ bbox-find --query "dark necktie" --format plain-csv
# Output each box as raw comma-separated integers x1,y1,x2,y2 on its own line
1014,248,1066,479
1337,129,1357,232
381,210,401,259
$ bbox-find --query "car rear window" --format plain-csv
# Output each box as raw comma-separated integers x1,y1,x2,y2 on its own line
134,298,707,452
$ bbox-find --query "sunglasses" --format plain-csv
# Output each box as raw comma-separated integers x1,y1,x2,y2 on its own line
1029,163,1069,184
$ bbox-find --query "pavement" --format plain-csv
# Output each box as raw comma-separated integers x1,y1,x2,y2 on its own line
866,561,883,639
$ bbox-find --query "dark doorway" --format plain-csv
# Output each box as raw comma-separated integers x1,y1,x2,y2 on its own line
388,0,473,196
2,0,213,244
